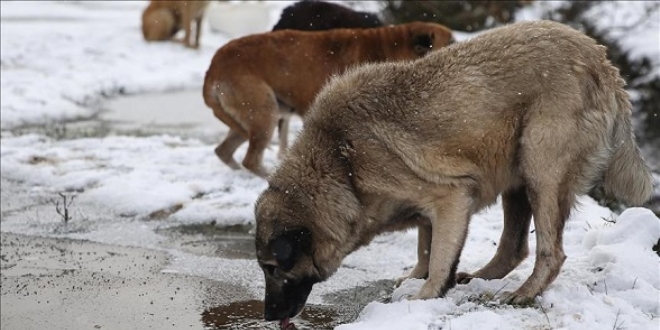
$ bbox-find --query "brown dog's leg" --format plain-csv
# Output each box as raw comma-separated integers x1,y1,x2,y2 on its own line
456,186,532,284
277,117,290,160
242,96,278,177
395,223,431,286
243,122,276,178
215,129,247,170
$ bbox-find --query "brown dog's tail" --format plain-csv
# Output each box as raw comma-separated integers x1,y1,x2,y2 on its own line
203,68,218,109
602,89,654,206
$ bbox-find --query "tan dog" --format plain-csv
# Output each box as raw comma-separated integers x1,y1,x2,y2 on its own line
141,0,209,49
254,20,653,325
203,22,453,177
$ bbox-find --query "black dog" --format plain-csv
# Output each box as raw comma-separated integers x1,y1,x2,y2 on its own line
272,0,383,31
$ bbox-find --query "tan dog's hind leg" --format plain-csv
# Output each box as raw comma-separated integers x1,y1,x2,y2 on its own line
396,224,431,286
456,187,532,283
411,192,470,300
500,104,576,305
501,187,570,305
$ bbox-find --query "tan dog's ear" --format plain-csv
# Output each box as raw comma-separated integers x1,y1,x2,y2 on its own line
413,33,434,56
270,227,312,272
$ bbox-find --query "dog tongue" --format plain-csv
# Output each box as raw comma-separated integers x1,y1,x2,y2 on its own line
280,318,296,329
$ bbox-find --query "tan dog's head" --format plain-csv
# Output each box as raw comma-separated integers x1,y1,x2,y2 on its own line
254,187,321,323
142,8,177,41
255,164,360,324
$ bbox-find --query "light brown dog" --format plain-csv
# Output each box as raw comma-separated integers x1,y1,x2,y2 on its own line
203,22,454,177
141,0,209,49
254,20,653,325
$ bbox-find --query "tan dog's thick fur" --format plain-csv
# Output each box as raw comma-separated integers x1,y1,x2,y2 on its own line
142,0,209,49
203,22,453,177
254,20,653,323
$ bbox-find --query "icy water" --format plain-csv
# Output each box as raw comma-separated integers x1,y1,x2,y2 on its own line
202,300,341,330
157,222,256,260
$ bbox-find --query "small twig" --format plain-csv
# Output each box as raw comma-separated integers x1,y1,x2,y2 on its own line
586,284,594,296
612,309,624,330
537,297,551,327
631,278,638,290
601,216,616,224
493,282,510,297
54,192,76,224
604,280,608,295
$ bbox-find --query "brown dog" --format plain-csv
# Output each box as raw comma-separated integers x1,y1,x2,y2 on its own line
141,0,209,49
203,22,453,177
254,20,653,325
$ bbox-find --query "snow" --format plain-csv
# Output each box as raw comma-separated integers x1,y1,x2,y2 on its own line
1,1,659,330
515,1,660,79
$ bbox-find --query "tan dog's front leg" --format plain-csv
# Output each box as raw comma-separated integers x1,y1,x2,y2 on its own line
182,10,194,48
395,224,431,286
193,15,203,49
411,194,470,300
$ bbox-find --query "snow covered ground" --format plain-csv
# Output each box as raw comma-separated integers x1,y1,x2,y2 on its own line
1,1,658,329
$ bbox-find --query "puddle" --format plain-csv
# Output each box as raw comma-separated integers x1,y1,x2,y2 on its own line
98,89,221,137
157,222,256,259
8,90,226,142
7,89,304,148
201,300,341,330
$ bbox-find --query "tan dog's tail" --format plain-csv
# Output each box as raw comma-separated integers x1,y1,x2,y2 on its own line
602,89,653,206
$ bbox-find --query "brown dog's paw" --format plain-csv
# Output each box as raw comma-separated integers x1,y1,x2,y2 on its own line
455,272,474,284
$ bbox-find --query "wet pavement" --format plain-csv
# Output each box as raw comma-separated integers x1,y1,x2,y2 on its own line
0,232,239,330
0,90,390,329
0,228,366,330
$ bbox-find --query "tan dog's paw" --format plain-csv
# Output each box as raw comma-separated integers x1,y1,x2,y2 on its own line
409,281,441,300
394,268,428,287
498,290,537,307
394,274,416,288
455,272,474,284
